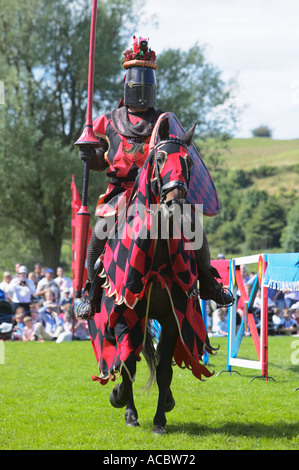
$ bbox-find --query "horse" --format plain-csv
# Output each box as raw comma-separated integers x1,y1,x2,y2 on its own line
88,117,216,435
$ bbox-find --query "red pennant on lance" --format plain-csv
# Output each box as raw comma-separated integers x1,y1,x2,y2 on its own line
71,175,92,292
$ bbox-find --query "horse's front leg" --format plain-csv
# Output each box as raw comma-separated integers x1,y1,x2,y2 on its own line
110,357,139,427
152,314,178,435
123,366,140,427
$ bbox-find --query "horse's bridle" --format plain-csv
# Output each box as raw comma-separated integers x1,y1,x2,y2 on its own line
154,138,190,203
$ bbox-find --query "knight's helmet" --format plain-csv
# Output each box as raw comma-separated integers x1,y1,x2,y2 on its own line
122,35,158,109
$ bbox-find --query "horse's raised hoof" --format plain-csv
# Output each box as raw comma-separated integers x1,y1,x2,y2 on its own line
165,396,175,413
109,385,128,408
151,425,166,435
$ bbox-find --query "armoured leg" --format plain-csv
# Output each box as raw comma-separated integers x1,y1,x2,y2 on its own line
77,216,114,319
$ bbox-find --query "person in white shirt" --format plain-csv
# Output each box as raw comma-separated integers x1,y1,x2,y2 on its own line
54,267,72,294
8,265,36,315
0,271,12,301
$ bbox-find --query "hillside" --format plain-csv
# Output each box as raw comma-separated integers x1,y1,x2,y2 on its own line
216,138,299,197
197,137,299,259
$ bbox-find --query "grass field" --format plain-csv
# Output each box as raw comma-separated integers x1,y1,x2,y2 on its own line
1,335,298,450
223,138,299,169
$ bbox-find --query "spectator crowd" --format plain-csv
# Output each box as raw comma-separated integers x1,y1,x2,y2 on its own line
0,262,90,343
203,260,299,338
0,259,298,343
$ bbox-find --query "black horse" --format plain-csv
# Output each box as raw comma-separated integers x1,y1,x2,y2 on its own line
88,118,216,435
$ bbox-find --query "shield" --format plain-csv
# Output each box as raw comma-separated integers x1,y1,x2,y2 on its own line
149,112,219,216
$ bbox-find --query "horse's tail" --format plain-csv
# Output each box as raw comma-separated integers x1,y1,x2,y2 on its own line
142,321,159,390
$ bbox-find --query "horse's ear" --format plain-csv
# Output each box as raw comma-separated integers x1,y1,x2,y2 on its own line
158,118,170,141
182,123,197,146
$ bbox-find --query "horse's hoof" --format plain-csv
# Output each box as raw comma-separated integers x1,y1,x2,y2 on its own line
151,425,166,435
126,419,140,427
109,385,128,408
165,397,175,413
125,410,140,427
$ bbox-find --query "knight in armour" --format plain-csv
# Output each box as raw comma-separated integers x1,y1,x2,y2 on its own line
78,36,234,318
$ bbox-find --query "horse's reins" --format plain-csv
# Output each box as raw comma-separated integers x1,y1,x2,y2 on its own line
154,138,189,203
127,137,189,208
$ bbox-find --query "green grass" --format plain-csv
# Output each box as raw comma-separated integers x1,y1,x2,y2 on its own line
1,336,298,450
222,138,299,170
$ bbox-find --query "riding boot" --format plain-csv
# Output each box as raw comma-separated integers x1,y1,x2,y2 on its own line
77,270,104,319
77,217,108,319
195,230,234,306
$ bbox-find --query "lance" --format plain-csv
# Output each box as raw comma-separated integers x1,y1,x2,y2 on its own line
73,0,100,298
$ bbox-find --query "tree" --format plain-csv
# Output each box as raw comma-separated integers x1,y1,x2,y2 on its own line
246,198,286,250
280,200,299,252
252,125,272,138
156,44,238,140
0,0,140,269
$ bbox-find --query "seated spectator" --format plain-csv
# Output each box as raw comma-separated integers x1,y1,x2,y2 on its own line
43,289,58,311
272,308,283,332
212,306,228,336
204,301,213,333
12,307,25,340
236,264,250,299
22,316,35,341
291,301,299,326
283,290,299,309
240,264,250,285
29,302,42,322
0,271,12,301
277,308,298,335
9,265,36,315
33,304,64,341
56,307,73,343
36,268,60,304
59,288,73,307
213,306,228,336
237,283,252,319
73,316,90,341
271,290,285,312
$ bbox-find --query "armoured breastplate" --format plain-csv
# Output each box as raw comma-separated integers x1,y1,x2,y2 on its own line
105,108,162,179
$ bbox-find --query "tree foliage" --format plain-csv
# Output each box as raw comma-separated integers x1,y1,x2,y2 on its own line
0,1,239,270
252,125,272,138
156,44,238,139
0,0,139,269
204,166,293,257
280,200,299,252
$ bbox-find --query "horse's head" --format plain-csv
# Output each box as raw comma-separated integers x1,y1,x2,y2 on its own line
154,118,196,204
